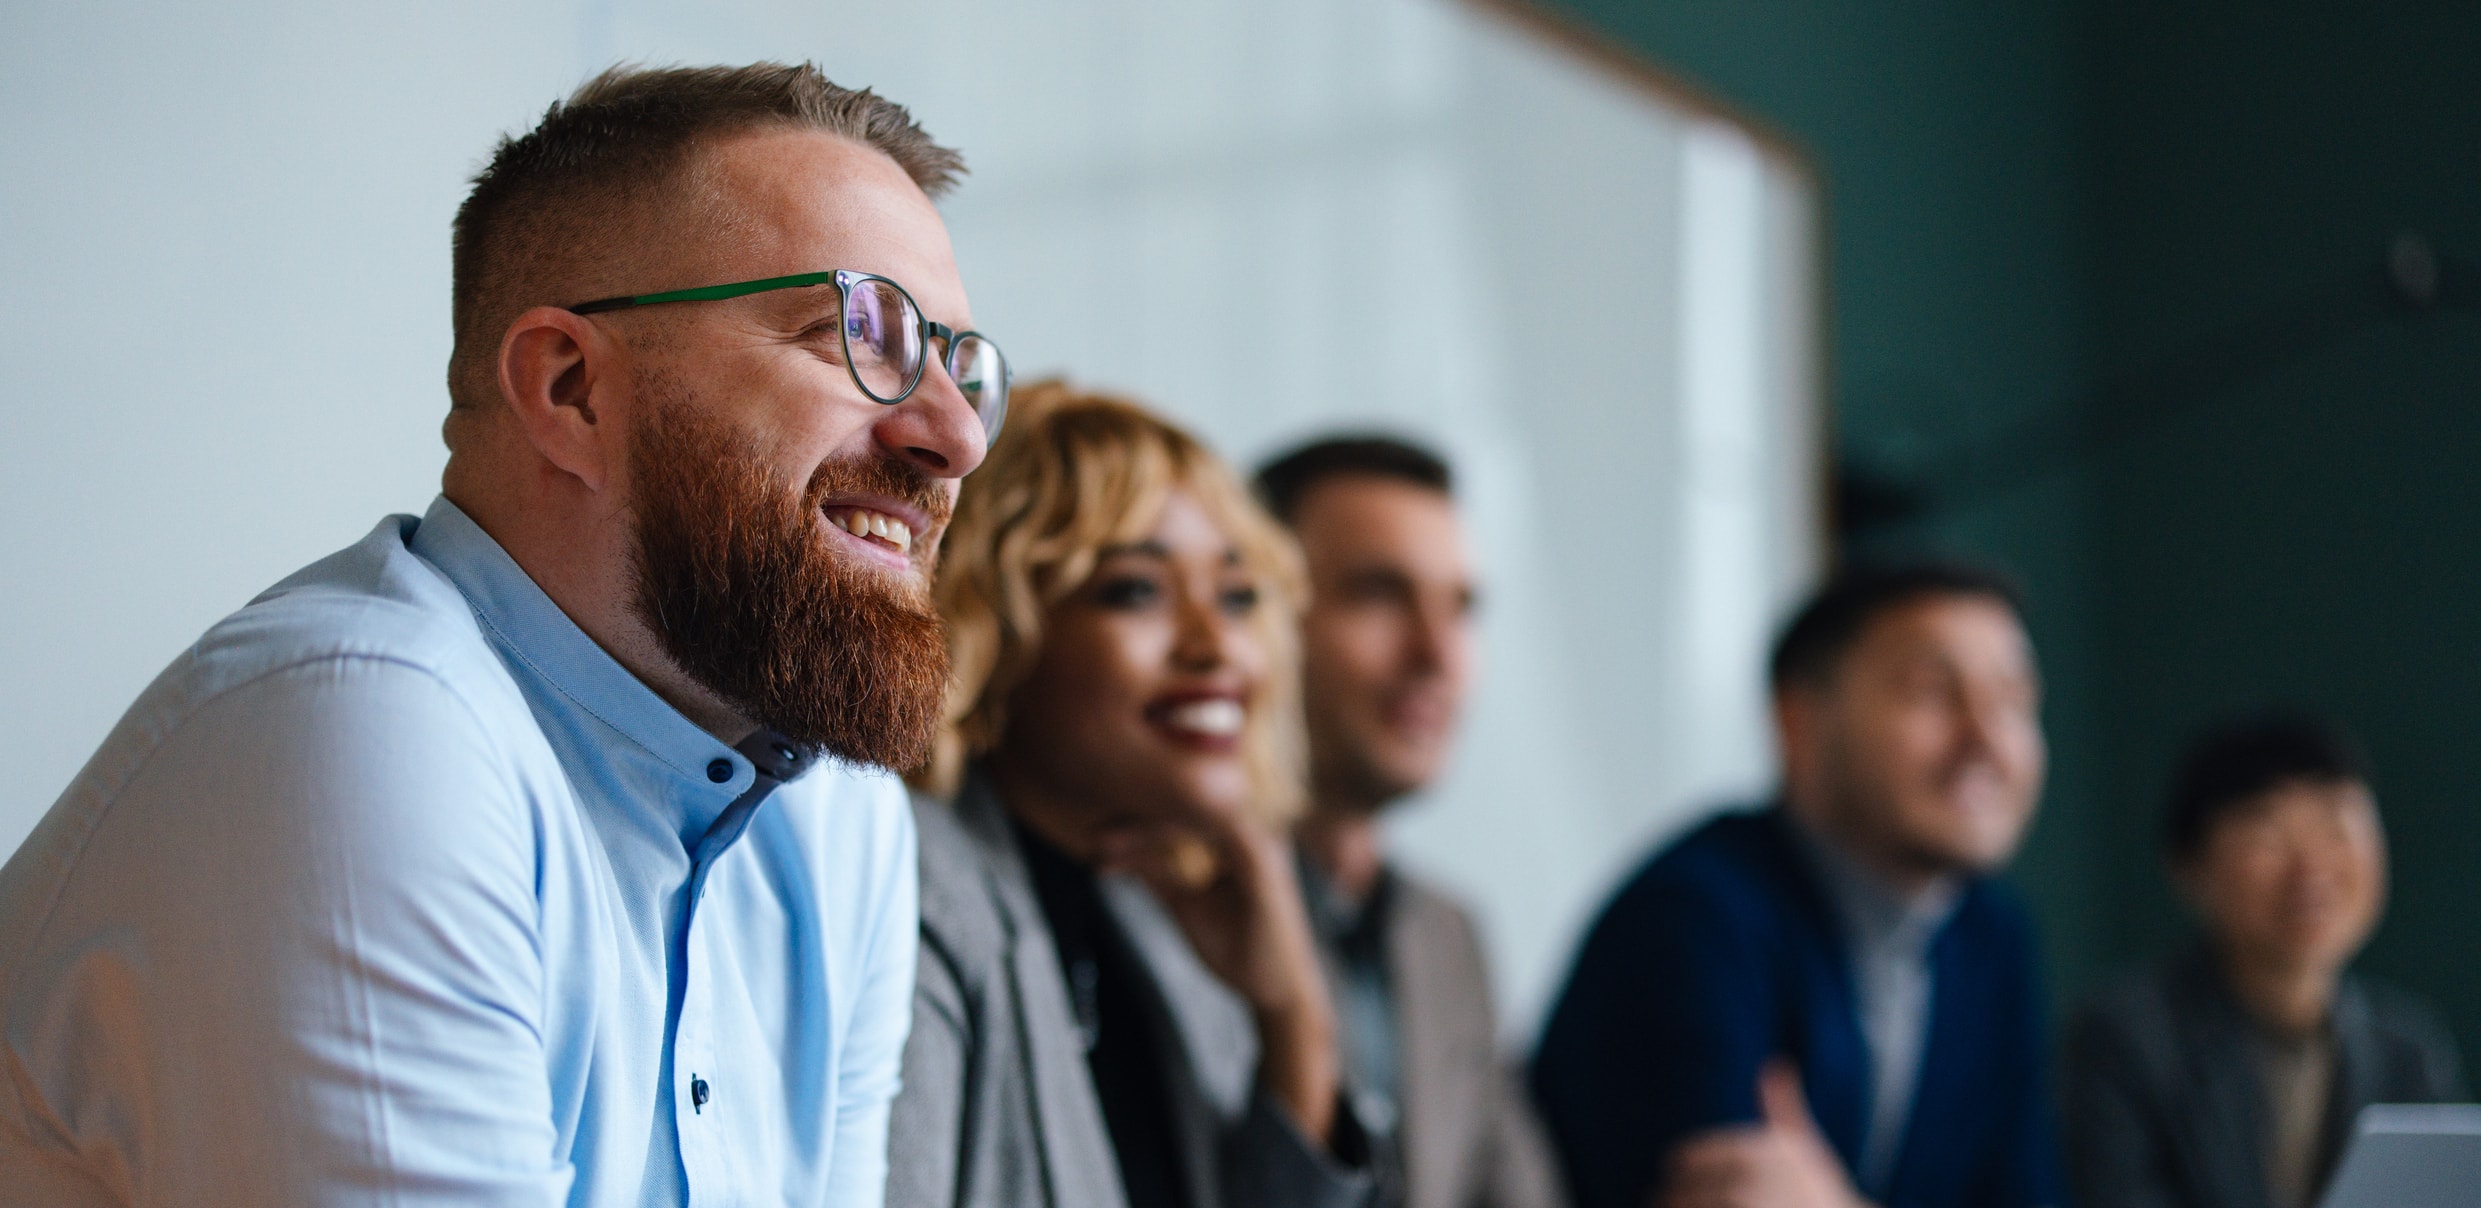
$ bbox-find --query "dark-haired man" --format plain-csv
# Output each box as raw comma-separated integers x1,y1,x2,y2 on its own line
1254,437,1569,1208
0,65,1001,1205
1532,563,2063,1208
2064,712,2466,1208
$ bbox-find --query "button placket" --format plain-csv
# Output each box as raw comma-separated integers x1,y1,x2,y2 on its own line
674,770,721,1202
675,875,726,1200
670,733,794,1204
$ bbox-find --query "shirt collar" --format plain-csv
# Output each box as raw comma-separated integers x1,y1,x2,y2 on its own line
1296,845,1396,957
407,495,784,833
1782,807,1963,959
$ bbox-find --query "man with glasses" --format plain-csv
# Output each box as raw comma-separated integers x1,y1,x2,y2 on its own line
0,64,1004,1206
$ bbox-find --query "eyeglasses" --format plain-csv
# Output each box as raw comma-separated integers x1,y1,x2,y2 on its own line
569,268,1008,438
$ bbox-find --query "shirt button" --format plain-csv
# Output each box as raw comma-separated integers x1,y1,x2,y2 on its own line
706,759,733,783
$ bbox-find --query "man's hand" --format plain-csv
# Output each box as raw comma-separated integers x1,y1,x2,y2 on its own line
1098,807,1341,1144
1661,1061,1872,1208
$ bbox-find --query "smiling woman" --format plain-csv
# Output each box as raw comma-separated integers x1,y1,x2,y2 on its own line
919,379,1305,820
891,380,1380,1208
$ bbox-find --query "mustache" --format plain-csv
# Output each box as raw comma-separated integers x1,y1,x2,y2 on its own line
803,453,952,531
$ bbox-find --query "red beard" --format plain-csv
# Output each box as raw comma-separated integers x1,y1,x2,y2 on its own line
627,384,951,772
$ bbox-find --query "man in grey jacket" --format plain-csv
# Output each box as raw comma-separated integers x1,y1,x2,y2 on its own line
1255,436,1571,1208
2065,711,2468,1208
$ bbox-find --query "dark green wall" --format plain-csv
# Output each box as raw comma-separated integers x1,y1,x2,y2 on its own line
1539,0,2481,1066
2083,0,2481,1070
1529,0,2112,999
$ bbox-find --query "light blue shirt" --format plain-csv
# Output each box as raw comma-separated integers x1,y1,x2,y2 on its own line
0,497,918,1207
1787,818,1961,1200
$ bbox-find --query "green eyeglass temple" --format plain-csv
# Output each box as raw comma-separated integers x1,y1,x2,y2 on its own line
566,269,1008,437
567,271,844,314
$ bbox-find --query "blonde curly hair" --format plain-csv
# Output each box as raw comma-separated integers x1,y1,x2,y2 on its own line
914,380,1307,828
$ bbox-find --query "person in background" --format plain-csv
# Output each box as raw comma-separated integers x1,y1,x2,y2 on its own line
1532,562,2064,1208
2064,711,2467,1208
0,64,1001,1205
1251,436,1569,1208
889,382,1373,1208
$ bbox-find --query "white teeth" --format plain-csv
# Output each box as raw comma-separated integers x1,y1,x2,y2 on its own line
830,508,913,553
1164,699,1245,737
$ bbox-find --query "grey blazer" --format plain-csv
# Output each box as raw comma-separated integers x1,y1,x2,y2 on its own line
1354,871,1568,1208
887,776,1375,1208
2062,946,2469,1208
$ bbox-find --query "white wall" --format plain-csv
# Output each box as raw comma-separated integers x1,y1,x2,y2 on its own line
0,0,1820,1039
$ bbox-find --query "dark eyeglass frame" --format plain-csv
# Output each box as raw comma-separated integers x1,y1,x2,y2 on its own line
567,268,1007,433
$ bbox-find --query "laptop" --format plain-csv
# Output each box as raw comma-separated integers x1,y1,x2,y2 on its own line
2319,1104,2481,1208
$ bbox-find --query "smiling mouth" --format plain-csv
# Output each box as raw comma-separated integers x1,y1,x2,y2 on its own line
1150,698,1246,739
824,505,915,555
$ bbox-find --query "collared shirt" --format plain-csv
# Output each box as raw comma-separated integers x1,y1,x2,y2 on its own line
1787,818,1961,1199
0,497,918,1207
1297,851,1406,1207
1298,854,1404,1124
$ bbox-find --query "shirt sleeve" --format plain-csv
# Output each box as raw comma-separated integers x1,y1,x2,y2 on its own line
2,656,569,1206
824,792,919,1208
1530,874,1775,1208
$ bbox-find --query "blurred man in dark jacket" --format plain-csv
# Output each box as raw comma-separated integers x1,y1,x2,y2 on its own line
2064,711,2467,1208
1534,562,2063,1208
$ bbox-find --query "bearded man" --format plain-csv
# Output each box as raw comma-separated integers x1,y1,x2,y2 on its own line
1532,563,2066,1208
0,63,1005,1207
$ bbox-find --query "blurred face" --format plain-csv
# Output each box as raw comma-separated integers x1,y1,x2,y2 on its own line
1780,594,2046,882
995,490,1273,830
609,130,990,765
2183,779,2386,981
1292,476,1476,812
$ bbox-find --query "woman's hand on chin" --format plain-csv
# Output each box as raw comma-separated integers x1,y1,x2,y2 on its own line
1096,808,1343,1145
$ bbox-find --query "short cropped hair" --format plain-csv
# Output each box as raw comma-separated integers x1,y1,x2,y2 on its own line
447,62,963,411
2162,710,2371,861
1251,434,1454,526
917,380,1308,823
1768,560,2027,692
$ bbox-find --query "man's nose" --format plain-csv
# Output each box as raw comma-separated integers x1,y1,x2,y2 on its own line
1953,691,2009,758
872,358,988,478
1407,600,1457,675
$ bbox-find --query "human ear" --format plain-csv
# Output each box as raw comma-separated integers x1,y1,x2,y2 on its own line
1772,686,1822,762
497,305,624,492
1771,686,1832,811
